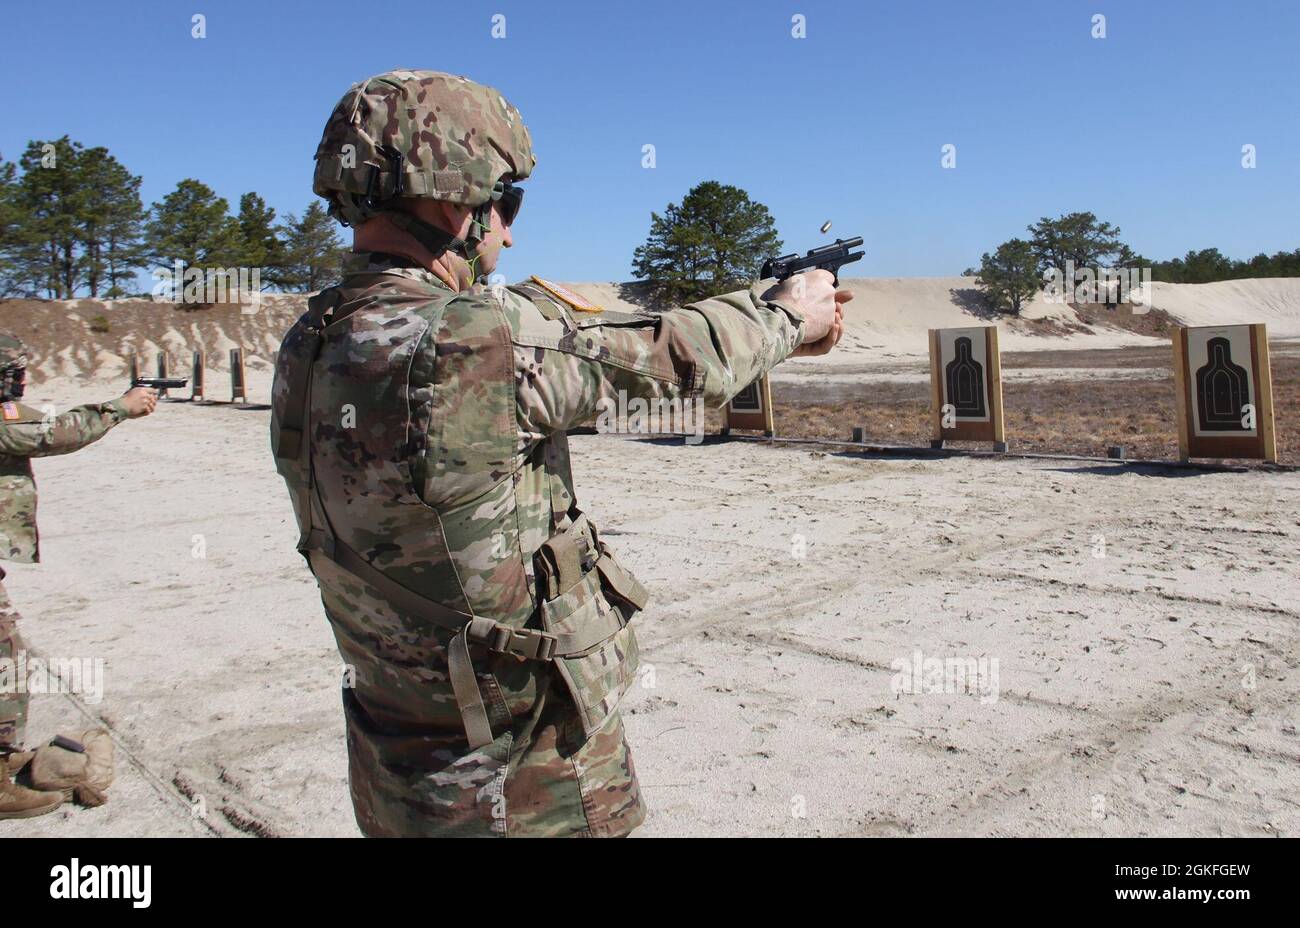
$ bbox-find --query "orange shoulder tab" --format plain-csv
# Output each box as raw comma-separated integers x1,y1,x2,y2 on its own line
529,276,604,313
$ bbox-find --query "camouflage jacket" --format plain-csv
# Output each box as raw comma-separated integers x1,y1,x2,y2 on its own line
0,398,129,563
271,253,805,837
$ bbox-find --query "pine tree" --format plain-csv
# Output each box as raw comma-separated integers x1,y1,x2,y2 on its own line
1027,212,1127,276
77,147,146,297
276,202,346,292
101,163,149,298
234,192,283,283
0,140,148,298
146,179,242,270
632,181,782,306
976,238,1041,315
17,137,85,298
0,156,33,297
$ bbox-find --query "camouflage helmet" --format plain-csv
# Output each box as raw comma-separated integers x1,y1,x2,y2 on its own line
0,333,27,372
313,70,536,228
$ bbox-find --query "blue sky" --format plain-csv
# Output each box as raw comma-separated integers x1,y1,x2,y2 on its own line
4,0,1297,281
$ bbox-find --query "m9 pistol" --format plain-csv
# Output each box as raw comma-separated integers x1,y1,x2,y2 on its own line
761,236,865,286
132,377,188,390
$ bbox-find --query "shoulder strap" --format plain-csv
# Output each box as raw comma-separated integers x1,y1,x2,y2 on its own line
508,281,568,321
273,289,339,463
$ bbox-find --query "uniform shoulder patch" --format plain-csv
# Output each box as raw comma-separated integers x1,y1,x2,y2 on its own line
2,402,19,421
529,276,604,313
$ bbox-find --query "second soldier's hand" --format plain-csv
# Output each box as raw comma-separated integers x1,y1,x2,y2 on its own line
121,387,158,418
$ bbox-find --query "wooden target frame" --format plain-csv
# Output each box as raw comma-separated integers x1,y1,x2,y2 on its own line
191,350,205,402
723,373,775,437
1172,324,1276,462
155,352,172,398
230,348,248,404
929,326,1005,447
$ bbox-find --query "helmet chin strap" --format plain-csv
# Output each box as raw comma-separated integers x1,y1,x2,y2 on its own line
384,204,493,284
384,212,470,260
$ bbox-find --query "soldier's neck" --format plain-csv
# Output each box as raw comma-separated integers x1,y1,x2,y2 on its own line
354,219,474,292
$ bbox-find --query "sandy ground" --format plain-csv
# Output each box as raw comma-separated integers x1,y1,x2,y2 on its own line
4,376,1297,837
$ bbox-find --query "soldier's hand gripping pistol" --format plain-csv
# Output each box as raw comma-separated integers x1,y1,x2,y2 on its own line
761,236,865,286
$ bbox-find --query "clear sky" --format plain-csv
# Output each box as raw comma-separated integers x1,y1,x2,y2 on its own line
3,0,1297,281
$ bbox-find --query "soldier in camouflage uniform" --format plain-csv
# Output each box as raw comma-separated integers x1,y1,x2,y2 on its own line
271,70,849,837
0,334,157,818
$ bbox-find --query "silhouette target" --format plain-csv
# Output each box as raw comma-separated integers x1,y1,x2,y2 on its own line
724,374,774,435
1174,323,1276,462
1195,337,1250,432
945,336,986,418
731,381,760,412
929,326,1003,445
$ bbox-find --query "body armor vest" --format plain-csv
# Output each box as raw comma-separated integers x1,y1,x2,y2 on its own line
272,266,646,748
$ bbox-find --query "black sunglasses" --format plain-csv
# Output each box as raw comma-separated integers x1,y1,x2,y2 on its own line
491,180,524,227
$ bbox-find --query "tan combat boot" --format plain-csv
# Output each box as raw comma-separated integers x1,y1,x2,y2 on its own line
2,750,34,777
1,770,64,819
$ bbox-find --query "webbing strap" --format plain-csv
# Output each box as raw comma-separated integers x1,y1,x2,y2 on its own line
273,291,338,462
275,291,336,555
307,528,498,750
543,432,574,529
309,542,625,658
448,629,494,748
308,536,627,748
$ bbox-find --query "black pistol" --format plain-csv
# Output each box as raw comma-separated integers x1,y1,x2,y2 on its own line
761,236,864,286
132,377,188,390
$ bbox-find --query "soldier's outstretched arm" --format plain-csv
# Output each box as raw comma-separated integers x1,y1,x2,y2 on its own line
0,399,130,458
504,283,807,435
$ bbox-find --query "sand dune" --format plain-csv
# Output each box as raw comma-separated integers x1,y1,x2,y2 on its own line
1,296,302,383
567,276,1152,362
1148,278,1300,336
4,277,1299,388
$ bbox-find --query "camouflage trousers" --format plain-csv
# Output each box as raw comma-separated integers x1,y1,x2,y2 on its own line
0,571,27,752
318,575,647,837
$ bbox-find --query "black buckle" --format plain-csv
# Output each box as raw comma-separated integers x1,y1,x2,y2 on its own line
362,145,406,210
51,734,86,753
577,536,597,574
